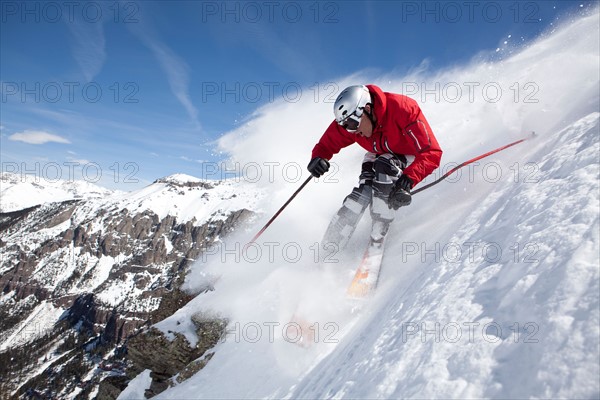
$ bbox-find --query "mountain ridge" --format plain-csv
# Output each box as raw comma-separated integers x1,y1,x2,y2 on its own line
0,173,265,398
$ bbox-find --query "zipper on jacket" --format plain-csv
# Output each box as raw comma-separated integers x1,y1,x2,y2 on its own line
407,129,422,151
406,120,431,152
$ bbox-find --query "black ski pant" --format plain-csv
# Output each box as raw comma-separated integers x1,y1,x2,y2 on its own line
321,152,409,250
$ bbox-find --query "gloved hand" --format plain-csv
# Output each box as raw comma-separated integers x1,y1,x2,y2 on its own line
389,174,413,210
307,157,330,178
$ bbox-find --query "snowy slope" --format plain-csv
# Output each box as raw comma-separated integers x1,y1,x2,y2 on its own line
287,112,599,400
144,9,598,400
0,172,117,212
107,173,264,224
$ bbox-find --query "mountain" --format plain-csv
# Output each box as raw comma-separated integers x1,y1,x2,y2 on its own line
0,172,117,213
2,8,598,400
0,174,265,398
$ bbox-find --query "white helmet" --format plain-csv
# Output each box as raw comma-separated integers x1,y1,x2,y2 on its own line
333,85,371,131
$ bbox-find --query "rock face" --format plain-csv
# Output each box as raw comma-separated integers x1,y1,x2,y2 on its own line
0,175,263,399
126,317,227,398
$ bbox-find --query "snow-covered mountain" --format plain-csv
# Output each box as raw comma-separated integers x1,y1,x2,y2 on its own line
0,172,118,213
0,174,265,397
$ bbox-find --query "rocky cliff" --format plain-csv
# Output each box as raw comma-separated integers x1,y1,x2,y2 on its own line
0,173,264,399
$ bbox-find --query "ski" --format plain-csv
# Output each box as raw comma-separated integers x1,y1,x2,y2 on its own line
346,234,386,298
286,221,389,348
285,313,316,348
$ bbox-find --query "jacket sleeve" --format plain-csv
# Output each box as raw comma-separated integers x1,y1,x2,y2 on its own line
311,120,356,160
401,112,443,186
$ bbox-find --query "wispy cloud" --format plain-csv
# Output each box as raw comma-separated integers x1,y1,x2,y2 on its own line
66,156,91,164
66,19,106,82
148,43,200,128
128,15,201,129
9,130,71,145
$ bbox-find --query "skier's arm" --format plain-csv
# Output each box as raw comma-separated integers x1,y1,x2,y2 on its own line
401,116,442,186
311,120,356,160
403,145,443,185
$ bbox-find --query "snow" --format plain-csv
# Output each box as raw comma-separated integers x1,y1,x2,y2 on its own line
1,171,265,231
109,177,264,224
156,9,599,400
95,263,138,306
117,369,152,400
0,172,117,212
289,114,599,400
0,300,65,351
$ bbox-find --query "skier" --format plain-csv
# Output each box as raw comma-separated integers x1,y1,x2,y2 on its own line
307,84,443,254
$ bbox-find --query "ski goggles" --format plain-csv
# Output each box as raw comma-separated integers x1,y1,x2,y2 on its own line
338,111,362,132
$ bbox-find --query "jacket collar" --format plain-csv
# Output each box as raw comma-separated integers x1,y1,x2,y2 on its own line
365,84,387,124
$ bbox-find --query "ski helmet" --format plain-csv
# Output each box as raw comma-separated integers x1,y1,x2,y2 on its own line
333,85,371,132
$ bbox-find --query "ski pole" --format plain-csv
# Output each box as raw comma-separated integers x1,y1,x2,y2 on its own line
247,175,313,244
412,133,534,195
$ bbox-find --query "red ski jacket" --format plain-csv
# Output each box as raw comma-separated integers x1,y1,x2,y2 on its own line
311,84,442,186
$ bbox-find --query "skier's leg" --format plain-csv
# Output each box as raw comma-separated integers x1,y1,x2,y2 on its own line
370,154,407,241
321,153,376,253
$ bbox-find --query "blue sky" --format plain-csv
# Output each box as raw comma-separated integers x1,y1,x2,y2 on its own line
0,0,594,189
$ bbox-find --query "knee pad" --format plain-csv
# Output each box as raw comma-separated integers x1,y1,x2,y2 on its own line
345,184,373,209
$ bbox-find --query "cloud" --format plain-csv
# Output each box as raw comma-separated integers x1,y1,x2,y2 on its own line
66,19,106,82
127,14,201,129
9,130,71,145
66,156,91,165
150,43,200,128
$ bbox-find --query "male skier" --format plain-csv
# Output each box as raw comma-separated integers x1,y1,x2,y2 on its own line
307,84,443,251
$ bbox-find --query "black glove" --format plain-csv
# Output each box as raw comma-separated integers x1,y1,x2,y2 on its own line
307,157,330,178
389,175,413,210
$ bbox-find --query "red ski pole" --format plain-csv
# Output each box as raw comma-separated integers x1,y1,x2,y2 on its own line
247,134,532,243
412,133,534,195
247,175,313,244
